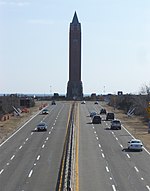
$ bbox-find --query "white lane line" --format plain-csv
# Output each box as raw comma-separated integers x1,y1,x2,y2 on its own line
141,177,144,180
98,144,101,148
26,138,29,141
53,123,55,125
46,137,49,141
126,154,130,158
102,153,105,158
92,126,94,129
19,145,23,150
31,132,33,135
94,131,96,134
49,131,51,134
134,166,139,172
112,185,117,191
52,127,53,129
0,109,41,147
96,137,99,140
106,166,109,172
37,155,40,160
28,170,33,178
0,169,4,174
120,144,123,148
115,137,118,141
111,132,114,135
6,163,9,166
110,177,112,180
10,155,15,160
42,144,45,148
146,185,150,191
34,163,36,166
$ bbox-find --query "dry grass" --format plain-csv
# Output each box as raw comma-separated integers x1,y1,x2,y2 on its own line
0,101,47,144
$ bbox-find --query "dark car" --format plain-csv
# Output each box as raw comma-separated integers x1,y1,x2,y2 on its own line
51,100,56,105
106,112,114,121
110,119,121,130
92,115,101,124
100,108,107,115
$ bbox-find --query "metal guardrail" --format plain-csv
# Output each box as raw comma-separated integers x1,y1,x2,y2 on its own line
56,102,76,191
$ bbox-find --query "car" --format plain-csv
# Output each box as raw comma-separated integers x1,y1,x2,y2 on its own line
81,101,86,104
42,109,49,114
106,112,114,121
37,122,47,131
51,100,56,105
100,108,107,115
92,115,101,124
110,119,121,130
90,111,97,117
94,101,99,104
128,139,143,151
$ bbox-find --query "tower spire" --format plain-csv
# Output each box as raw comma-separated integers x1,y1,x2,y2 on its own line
72,11,79,24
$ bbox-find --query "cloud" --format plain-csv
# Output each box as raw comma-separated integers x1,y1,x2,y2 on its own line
28,19,54,25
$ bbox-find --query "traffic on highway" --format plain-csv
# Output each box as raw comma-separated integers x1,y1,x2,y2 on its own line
0,101,150,191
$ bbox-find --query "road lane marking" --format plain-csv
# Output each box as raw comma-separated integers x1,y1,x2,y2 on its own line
28,170,33,177
106,166,109,172
134,166,139,172
115,137,118,141
6,163,9,166
126,154,130,158
102,153,105,158
37,155,40,160
26,138,29,141
120,144,123,148
146,185,150,190
19,145,23,150
0,169,4,174
141,177,144,180
42,144,45,148
96,136,99,140
112,185,117,191
46,137,49,140
94,131,96,134
10,155,15,160
49,131,51,134
98,144,101,148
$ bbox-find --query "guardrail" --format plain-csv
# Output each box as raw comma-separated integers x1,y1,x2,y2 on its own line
56,102,76,191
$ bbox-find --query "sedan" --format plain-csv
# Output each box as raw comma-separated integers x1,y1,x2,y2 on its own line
110,119,121,130
37,122,47,131
128,139,143,151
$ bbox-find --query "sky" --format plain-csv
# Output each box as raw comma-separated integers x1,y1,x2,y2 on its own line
0,0,150,95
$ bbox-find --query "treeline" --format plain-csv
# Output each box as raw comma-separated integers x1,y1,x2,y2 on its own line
107,94,149,122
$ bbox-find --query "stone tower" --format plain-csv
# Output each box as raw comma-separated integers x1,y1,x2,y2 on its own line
67,12,83,100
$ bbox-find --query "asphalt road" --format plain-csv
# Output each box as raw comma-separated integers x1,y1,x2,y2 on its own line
79,102,150,191
0,101,150,191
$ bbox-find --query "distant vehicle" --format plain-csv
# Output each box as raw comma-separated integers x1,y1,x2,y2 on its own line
37,122,47,131
90,111,97,117
110,119,121,130
81,101,86,104
42,109,49,114
128,139,143,151
106,112,114,121
92,115,101,124
51,100,56,105
94,101,99,104
100,108,107,115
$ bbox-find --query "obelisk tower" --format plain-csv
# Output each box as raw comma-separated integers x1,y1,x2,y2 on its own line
67,12,83,100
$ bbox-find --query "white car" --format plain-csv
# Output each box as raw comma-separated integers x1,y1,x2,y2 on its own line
128,139,143,151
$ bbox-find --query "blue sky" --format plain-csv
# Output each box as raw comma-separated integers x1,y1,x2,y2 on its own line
0,0,150,95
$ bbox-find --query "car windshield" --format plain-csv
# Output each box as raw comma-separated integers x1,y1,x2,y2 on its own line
131,140,141,143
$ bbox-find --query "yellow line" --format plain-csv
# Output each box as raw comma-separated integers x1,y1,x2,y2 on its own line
75,102,79,191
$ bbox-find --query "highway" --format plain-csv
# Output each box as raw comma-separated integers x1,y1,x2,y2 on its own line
0,101,150,191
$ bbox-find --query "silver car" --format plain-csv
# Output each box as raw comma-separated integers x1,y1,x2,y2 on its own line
37,122,47,131
128,139,143,151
